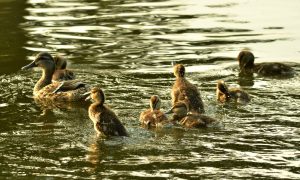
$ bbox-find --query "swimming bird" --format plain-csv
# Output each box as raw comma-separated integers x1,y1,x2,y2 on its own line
21,52,89,101
165,99,190,121
85,87,128,137
171,64,205,114
216,80,250,104
166,101,217,128
179,113,217,128
238,50,295,77
139,95,169,128
52,55,75,81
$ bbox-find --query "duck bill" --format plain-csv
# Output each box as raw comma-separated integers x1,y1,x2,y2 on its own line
21,61,37,70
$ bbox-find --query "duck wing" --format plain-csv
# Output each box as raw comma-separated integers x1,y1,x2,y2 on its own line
53,80,86,93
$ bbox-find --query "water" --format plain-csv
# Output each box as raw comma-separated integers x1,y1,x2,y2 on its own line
0,0,300,179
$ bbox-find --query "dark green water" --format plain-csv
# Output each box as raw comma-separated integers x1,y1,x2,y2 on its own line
0,0,300,179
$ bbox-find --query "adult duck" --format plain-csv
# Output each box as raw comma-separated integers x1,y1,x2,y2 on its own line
216,80,250,104
22,52,89,101
238,50,295,77
85,87,128,137
171,64,205,113
139,95,169,128
52,54,75,81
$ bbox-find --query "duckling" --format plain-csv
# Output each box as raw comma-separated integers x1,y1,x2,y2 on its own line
21,52,89,101
171,64,205,113
85,87,128,137
165,101,217,128
179,113,217,128
238,50,295,77
165,99,190,121
216,80,250,104
52,55,75,81
139,95,169,128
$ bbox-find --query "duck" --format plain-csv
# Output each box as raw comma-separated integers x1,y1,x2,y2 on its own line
85,87,128,137
165,99,190,121
171,64,205,114
139,95,169,128
165,101,217,128
52,54,75,81
238,50,295,77
216,80,250,104
21,52,89,101
179,113,217,128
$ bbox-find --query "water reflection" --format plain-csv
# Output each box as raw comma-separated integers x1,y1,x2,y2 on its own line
0,0,27,74
0,0,300,179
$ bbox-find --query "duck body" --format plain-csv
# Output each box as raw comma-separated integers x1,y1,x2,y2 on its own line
34,80,89,101
165,100,217,128
166,100,189,121
217,80,250,104
22,52,89,102
139,109,169,128
238,50,295,77
179,113,217,128
171,64,205,114
254,62,295,77
53,69,75,81
139,95,169,128
52,55,75,81
87,87,128,137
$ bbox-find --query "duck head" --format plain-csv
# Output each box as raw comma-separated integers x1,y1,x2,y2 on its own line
149,95,161,111
216,80,231,100
85,87,105,105
238,50,255,74
22,52,55,72
173,64,185,78
53,55,67,70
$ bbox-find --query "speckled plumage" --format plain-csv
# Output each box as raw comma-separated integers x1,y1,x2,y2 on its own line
22,52,89,102
216,80,250,104
171,64,205,114
87,87,128,137
179,113,217,128
139,95,169,128
238,50,295,77
52,55,75,81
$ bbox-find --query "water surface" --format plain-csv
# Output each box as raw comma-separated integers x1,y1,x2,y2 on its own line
0,0,300,179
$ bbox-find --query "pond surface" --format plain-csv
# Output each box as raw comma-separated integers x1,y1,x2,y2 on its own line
0,0,300,179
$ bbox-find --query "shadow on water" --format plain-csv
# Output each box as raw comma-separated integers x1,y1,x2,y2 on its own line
0,0,28,74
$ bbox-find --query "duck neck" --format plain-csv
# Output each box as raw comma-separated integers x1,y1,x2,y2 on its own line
94,100,104,107
34,67,54,95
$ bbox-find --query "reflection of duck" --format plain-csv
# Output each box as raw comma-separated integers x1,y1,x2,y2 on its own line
22,52,89,101
139,95,169,128
171,64,205,114
238,50,295,77
86,87,128,137
52,55,75,81
216,80,250,104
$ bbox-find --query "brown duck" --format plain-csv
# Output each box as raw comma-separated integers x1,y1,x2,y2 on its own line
166,101,217,128
238,50,295,77
52,54,75,81
171,64,205,114
139,95,169,128
21,52,89,101
85,87,128,137
216,80,250,104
